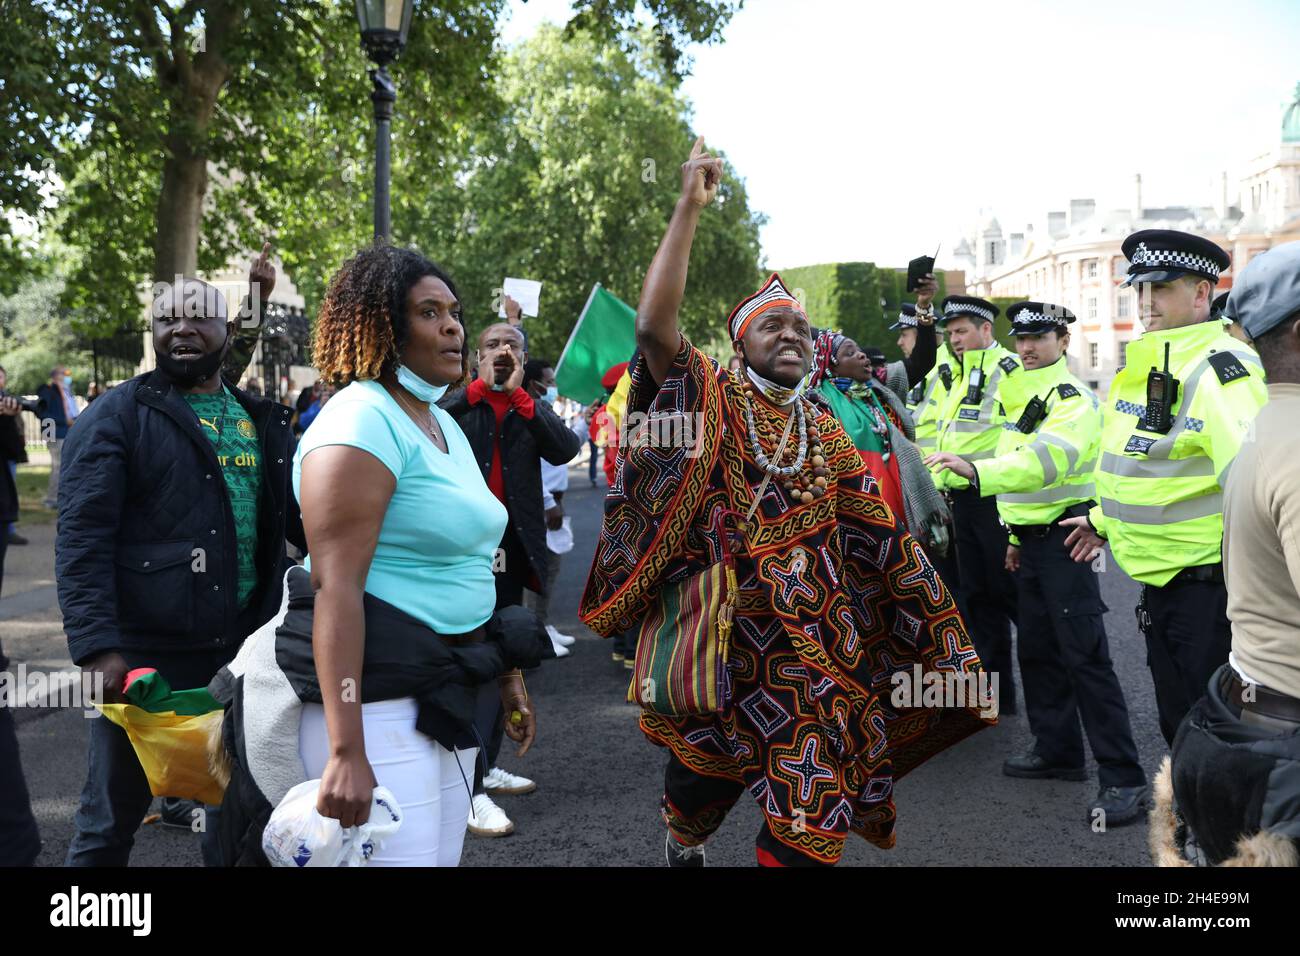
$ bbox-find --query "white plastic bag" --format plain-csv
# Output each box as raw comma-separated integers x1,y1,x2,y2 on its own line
546,516,574,555
262,780,403,867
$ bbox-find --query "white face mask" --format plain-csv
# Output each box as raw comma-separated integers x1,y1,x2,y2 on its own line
745,364,805,406
396,364,447,403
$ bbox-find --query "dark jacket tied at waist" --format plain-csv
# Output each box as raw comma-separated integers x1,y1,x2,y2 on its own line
210,566,549,866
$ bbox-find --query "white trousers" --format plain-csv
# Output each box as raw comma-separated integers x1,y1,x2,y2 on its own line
299,697,477,867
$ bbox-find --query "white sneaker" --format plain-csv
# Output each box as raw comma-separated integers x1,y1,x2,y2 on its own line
549,632,571,657
546,625,576,647
467,793,514,837
483,766,537,795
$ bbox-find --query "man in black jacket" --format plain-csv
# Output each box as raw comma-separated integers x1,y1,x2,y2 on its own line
57,266,305,866
440,322,581,835
0,391,41,865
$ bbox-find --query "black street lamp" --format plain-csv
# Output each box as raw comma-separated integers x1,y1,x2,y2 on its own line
355,0,415,241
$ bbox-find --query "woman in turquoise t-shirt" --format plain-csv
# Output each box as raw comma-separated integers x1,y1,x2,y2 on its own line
291,246,535,867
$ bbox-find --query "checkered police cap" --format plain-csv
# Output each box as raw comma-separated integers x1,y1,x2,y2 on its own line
1121,229,1230,287
1129,242,1222,279
889,303,919,331
940,295,999,325
1007,300,1076,334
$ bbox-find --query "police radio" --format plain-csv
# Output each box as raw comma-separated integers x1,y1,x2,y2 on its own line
938,363,952,391
1141,342,1179,434
1015,394,1048,434
964,366,986,405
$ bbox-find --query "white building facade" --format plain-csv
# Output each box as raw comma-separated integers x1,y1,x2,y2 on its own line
955,84,1300,396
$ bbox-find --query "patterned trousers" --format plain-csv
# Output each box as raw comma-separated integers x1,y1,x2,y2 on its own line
661,752,836,867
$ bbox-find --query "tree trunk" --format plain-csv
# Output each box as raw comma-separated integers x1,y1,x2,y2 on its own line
149,1,239,285
152,133,208,282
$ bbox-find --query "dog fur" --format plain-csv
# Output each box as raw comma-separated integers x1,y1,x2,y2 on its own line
1150,756,1298,867
206,710,232,793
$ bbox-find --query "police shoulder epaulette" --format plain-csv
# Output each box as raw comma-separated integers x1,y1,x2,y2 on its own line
1207,350,1251,386
998,356,1019,374
1056,383,1081,400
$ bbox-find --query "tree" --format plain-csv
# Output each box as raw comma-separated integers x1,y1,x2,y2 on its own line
0,275,94,394
422,23,764,362
2,0,744,334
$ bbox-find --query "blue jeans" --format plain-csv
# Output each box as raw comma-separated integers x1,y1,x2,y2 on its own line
588,439,598,482
66,714,224,866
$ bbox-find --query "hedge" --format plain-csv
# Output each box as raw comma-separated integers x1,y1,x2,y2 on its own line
774,262,1025,358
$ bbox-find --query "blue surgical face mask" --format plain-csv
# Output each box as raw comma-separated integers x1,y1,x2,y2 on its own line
63,375,73,388
542,385,558,405
396,364,448,404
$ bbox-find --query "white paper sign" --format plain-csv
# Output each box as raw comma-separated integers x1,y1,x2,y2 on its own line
499,277,542,318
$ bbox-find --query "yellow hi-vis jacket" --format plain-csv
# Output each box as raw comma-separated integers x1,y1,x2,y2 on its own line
973,356,1100,542
932,342,1021,491
908,342,959,458
1090,321,1268,586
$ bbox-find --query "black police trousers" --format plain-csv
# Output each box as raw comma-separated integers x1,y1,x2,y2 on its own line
950,488,1018,714
1015,525,1144,786
1140,575,1231,747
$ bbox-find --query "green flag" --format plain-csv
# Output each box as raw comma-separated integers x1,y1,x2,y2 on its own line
554,284,637,405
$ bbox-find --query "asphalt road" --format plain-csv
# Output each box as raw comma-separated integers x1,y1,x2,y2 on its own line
14,465,1166,867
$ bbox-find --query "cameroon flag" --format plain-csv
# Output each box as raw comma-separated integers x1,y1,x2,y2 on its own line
554,284,637,405
95,668,226,805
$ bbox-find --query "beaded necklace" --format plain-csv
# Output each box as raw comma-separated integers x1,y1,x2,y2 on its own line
741,382,828,505
863,389,893,462
833,378,894,462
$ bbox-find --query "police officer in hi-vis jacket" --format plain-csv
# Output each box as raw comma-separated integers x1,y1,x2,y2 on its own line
1061,230,1268,747
928,301,1146,827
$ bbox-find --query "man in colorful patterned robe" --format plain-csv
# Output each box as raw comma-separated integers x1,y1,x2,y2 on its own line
580,138,994,867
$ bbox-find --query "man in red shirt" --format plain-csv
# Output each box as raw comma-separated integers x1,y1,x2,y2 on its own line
440,321,582,835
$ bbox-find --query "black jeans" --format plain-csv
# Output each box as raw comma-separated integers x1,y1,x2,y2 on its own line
0,704,40,866
0,536,42,866
0,530,42,869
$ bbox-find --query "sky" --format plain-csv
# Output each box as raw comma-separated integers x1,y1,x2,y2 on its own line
498,0,1300,271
